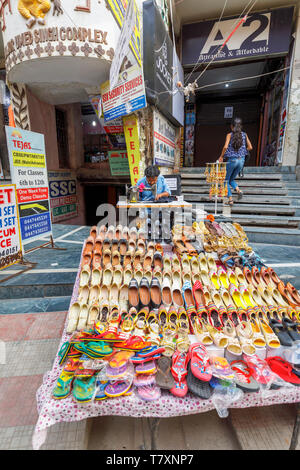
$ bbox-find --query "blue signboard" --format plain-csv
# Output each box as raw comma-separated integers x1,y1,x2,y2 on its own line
20,212,52,241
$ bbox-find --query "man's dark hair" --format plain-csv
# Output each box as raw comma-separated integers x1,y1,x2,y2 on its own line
145,165,160,178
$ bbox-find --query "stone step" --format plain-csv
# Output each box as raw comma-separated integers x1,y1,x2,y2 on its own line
0,296,72,314
183,194,291,205
230,214,300,228
0,282,74,300
181,173,283,180
182,186,288,196
182,179,284,188
243,226,300,246
200,203,296,216
181,166,296,174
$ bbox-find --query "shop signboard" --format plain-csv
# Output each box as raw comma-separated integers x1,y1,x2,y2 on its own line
108,150,130,176
101,64,146,122
48,170,78,223
106,0,142,67
0,184,23,270
5,126,52,245
123,114,140,185
143,0,184,127
110,0,136,90
182,6,294,65
153,109,176,167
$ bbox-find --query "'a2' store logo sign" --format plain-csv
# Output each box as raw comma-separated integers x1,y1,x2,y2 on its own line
155,39,172,90
202,13,271,56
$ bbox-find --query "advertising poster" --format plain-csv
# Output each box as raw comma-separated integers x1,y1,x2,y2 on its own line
5,126,52,245
101,64,146,122
48,170,78,223
153,109,176,167
108,150,130,176
0,184,23,270
123,114,140,185
105,0,142,67
182,7,294,65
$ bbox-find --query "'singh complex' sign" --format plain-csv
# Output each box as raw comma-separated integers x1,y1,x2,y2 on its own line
0,184,23,269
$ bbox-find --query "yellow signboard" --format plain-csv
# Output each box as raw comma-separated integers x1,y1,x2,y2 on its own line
123,114,140,185
105,0,142,67
12,151,46,168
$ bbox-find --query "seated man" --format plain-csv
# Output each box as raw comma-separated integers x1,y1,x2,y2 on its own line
137,165,170,202
137,165,172,239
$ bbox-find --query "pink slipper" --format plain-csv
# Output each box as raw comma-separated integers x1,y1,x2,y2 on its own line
133,374,156,387
189,343,212,382
171,351,189,381
170,379,188,398
137,385,161,401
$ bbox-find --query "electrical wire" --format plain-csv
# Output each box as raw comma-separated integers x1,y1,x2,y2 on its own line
193,0,259,86
195,66,290,91
184,0,229,85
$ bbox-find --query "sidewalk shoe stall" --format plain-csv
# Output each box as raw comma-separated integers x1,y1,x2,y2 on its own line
33,217,300,449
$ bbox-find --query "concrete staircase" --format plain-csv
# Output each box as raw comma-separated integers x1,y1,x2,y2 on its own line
180,166,300,246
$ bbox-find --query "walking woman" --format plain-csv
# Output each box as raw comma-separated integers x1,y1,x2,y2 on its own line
219,118,253,206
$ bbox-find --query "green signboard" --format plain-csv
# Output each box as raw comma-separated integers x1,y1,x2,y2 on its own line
108,150,130,176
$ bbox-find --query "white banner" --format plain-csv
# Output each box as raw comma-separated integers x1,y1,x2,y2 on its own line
109,0,136,91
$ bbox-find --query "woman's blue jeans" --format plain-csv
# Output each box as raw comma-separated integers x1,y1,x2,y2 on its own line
225,157,245,197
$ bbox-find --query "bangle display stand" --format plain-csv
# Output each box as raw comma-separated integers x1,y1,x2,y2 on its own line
205,162,228,216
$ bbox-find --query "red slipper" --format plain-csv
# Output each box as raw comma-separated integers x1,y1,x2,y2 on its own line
170,379,188,398
266,356,300,385
192,281,206,309
117,335,152,351
171,351,189,381
189,343,212,382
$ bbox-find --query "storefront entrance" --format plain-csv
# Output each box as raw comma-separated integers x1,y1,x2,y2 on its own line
186,56,289,167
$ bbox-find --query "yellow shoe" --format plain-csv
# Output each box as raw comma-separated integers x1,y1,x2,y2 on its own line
259,319,281,349
248,285,267,307
239,284,255,308
249,318,266,348
219,287,234,309
218,267,229,289
229,283,247,309
209,270,221,290
200,269,212,289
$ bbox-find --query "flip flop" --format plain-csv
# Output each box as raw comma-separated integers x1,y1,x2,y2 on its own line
58,341,72,365
135,360,157,375
266,356,300,386
52,370,74,399
137,346,165,357
117,335,152,352
72,376,96,402
137,385,161,401
171,351,189,381
156,356,176,390
106,363,130,378
105,380,132,398
170,379,188,398
187,362,213,400
210,356,235,381
189,343,212,382
130,354,161,364
109,350,134,368
231,360,260,393
243,354,280,388
94,381,108,400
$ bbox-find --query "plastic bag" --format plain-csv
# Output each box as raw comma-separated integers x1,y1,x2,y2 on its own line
211,381,244,418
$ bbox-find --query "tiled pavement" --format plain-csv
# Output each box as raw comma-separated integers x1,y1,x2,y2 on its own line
0,311,90,450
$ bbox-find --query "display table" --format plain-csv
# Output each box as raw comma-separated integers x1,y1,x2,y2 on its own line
32,246,300,450
116,200,193,209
